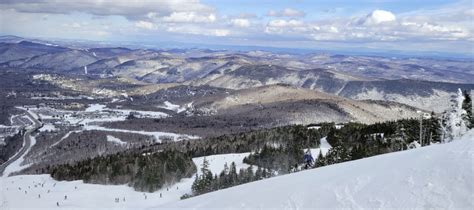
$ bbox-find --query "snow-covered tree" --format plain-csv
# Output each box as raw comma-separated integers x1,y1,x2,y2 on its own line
462,90,473,129
441,89,469,142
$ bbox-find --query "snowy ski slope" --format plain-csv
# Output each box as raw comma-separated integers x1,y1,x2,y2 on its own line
163,131,474,210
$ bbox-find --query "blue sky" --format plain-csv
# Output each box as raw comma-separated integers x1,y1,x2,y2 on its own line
0,0,472,55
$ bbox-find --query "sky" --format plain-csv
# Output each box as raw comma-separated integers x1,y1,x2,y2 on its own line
0,0,473,55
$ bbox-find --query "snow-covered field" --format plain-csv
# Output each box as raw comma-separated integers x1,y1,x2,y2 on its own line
2,136,37,177
163,131,474,210
0,153,252,209
106,135,127,146
24,103,198,143
83,125,198,142
2,127,472,210
157,101,187,113
308,136,331,158
193,153,252,176
38,123,57,132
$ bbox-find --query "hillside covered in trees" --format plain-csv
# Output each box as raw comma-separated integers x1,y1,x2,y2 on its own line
49,150,196,192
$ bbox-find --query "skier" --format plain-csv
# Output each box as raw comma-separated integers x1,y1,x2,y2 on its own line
303,149,314,169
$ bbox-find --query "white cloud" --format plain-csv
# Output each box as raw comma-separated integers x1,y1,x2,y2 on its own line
267,8,305,17
0,0,214,20
361,10,396,25
267,19,304,28
162,12,216,23
237,13,257,19
62,22,82,28
1,0,472,54
231,18,250,28
166,26,230,37
262,7,472,44
135,21,155,30
265,19,307,34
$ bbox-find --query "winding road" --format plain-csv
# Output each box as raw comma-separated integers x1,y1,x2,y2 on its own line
0,112,41,176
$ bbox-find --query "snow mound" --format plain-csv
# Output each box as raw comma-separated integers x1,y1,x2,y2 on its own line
163,131,474,210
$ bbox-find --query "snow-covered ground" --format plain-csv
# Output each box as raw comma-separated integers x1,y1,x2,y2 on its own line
193,153,252,176
163,131,474,210
83,125,198,142
157,101,187,113
23,104,198,143
3,129,472,210
38,123,57,132
106,135,127,146
85,104,168,119
308,136,331,158
50,131,77,148
0,152,252,209
2,136,37,177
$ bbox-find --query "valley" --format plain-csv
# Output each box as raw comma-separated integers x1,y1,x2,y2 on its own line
0,35,473,210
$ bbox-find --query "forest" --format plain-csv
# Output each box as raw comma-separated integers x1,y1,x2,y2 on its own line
48,149,196,192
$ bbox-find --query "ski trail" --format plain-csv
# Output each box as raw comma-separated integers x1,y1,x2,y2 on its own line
50,131,77,148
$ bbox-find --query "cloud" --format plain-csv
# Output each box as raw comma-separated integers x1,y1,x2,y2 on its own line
162,12,216,23
237,13,257,19
1,0,472,54
265,19,307,34
166,25,230,37
267,8,305,17
263,8,472,44
135,21,155,30
0,0,214,20
360,9,396,25
231,18,250,28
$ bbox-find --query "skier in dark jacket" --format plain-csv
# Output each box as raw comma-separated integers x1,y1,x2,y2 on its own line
303,149,314,169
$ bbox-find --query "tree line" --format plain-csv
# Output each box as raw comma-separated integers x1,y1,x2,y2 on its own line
48,149,196,192
186,159,273,198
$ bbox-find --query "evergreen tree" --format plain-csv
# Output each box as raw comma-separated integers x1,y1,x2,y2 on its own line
441,89,469,142
314,150,326,167
191,158,214,195
255,166,263,180
390,125,407,151
462,90,473,129
324,146,351,165
229,162,238,185
426,112,442,144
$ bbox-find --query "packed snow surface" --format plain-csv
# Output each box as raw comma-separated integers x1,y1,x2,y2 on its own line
38,123,57,132
158,101,186,113
308,136,331,158
1,130,472,210
0,153,252,209
83,125,198,142
163,131,474,210
193,153,252,176
2,136,37,177
106,135,127,146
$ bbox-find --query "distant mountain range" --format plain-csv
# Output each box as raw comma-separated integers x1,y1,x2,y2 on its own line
1,35,473,114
